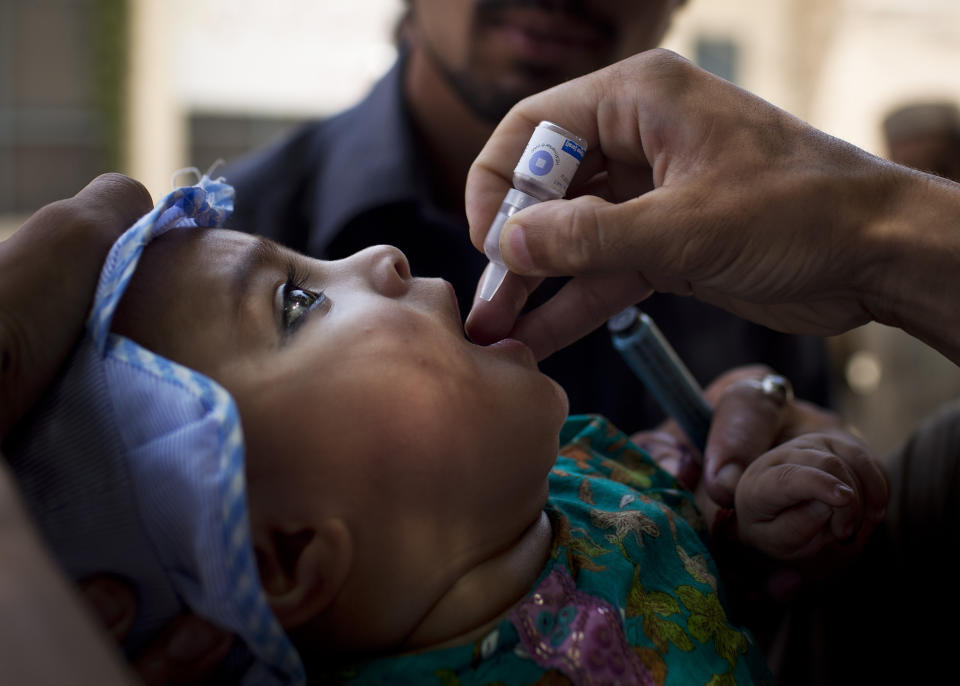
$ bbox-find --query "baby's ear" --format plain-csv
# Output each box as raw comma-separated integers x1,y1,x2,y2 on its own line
254,518,353,628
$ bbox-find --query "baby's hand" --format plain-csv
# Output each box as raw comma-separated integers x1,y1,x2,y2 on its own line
734,431,888,561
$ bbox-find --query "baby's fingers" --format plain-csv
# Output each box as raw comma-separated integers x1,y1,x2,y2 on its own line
775,434,887,541
824,432,888,525
737,462,855,559
750,500,837,559
745,461,855,518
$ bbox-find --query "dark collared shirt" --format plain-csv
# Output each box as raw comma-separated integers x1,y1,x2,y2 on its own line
224,58,830,433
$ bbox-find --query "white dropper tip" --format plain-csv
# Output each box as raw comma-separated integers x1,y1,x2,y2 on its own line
478,260,509,301
478,203,510,302
477,188,540,302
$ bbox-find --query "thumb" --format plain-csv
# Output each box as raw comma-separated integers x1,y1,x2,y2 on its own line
71,173,155,236
498,195,617,274
498,189,695,290
0,174,153,435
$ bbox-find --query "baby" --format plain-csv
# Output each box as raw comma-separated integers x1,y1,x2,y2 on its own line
4,178,884,685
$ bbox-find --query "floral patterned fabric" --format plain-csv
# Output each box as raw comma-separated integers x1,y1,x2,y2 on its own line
327,415,774,686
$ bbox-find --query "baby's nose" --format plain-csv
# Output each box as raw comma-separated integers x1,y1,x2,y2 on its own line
368,245,411,297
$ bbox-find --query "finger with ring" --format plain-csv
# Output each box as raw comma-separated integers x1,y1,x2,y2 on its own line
740,374,794,407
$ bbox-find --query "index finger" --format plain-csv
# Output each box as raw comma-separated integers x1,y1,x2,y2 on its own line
6,173,153,256
509,271,652,360
464,267,544,345
465,68,608,252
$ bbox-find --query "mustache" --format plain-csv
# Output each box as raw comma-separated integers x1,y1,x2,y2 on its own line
475,0,616,40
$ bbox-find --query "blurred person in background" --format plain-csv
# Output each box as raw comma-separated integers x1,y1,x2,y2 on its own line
223,0,832,435
883,101,960,182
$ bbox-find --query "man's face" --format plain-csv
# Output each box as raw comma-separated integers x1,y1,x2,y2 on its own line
113,229,568,582
409,0,684,122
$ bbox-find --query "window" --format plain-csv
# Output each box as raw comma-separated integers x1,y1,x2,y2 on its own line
188,113,304,173
695,37,739,84
0,0,125,214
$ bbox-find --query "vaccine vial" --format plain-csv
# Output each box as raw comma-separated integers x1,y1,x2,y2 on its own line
478,121,588,301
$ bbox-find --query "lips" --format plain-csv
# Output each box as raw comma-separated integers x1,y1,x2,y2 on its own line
442,280,461,321
483,5,613,53
484,336,537,367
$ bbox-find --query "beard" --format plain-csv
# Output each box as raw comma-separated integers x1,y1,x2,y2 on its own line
419,0,616,124
421,46,546,124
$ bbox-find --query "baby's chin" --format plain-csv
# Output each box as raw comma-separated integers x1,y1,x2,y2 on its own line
557,391,571,427
544,372,570,425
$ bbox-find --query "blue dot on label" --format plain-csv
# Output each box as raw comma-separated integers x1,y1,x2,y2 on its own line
529,150,554,176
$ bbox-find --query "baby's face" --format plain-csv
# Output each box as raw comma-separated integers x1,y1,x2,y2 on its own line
114,229,568,623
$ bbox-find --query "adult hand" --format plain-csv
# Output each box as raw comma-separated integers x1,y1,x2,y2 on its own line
627,366,799,497
0,175,149,683
699,366,887,516
734,430,886,562
80,576,234,685
0,173,153,436
465,49,960,364
629,364,887,513
675,366,887,604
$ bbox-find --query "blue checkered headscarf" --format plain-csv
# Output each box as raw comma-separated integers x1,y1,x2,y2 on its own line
5,172,305,686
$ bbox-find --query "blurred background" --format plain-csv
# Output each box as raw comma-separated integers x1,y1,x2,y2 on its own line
2,0,959,457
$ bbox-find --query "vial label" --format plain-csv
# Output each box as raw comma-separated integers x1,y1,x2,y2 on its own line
514,124,585,199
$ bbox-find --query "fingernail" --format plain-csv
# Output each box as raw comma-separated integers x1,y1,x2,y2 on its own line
504,223,534,271
834,483,854,500
166,619,226,661
715,463,743,494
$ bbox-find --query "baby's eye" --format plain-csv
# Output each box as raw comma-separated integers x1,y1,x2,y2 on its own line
282,283,325,332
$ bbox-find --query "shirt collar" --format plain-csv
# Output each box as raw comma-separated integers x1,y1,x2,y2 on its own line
310,53,431,251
